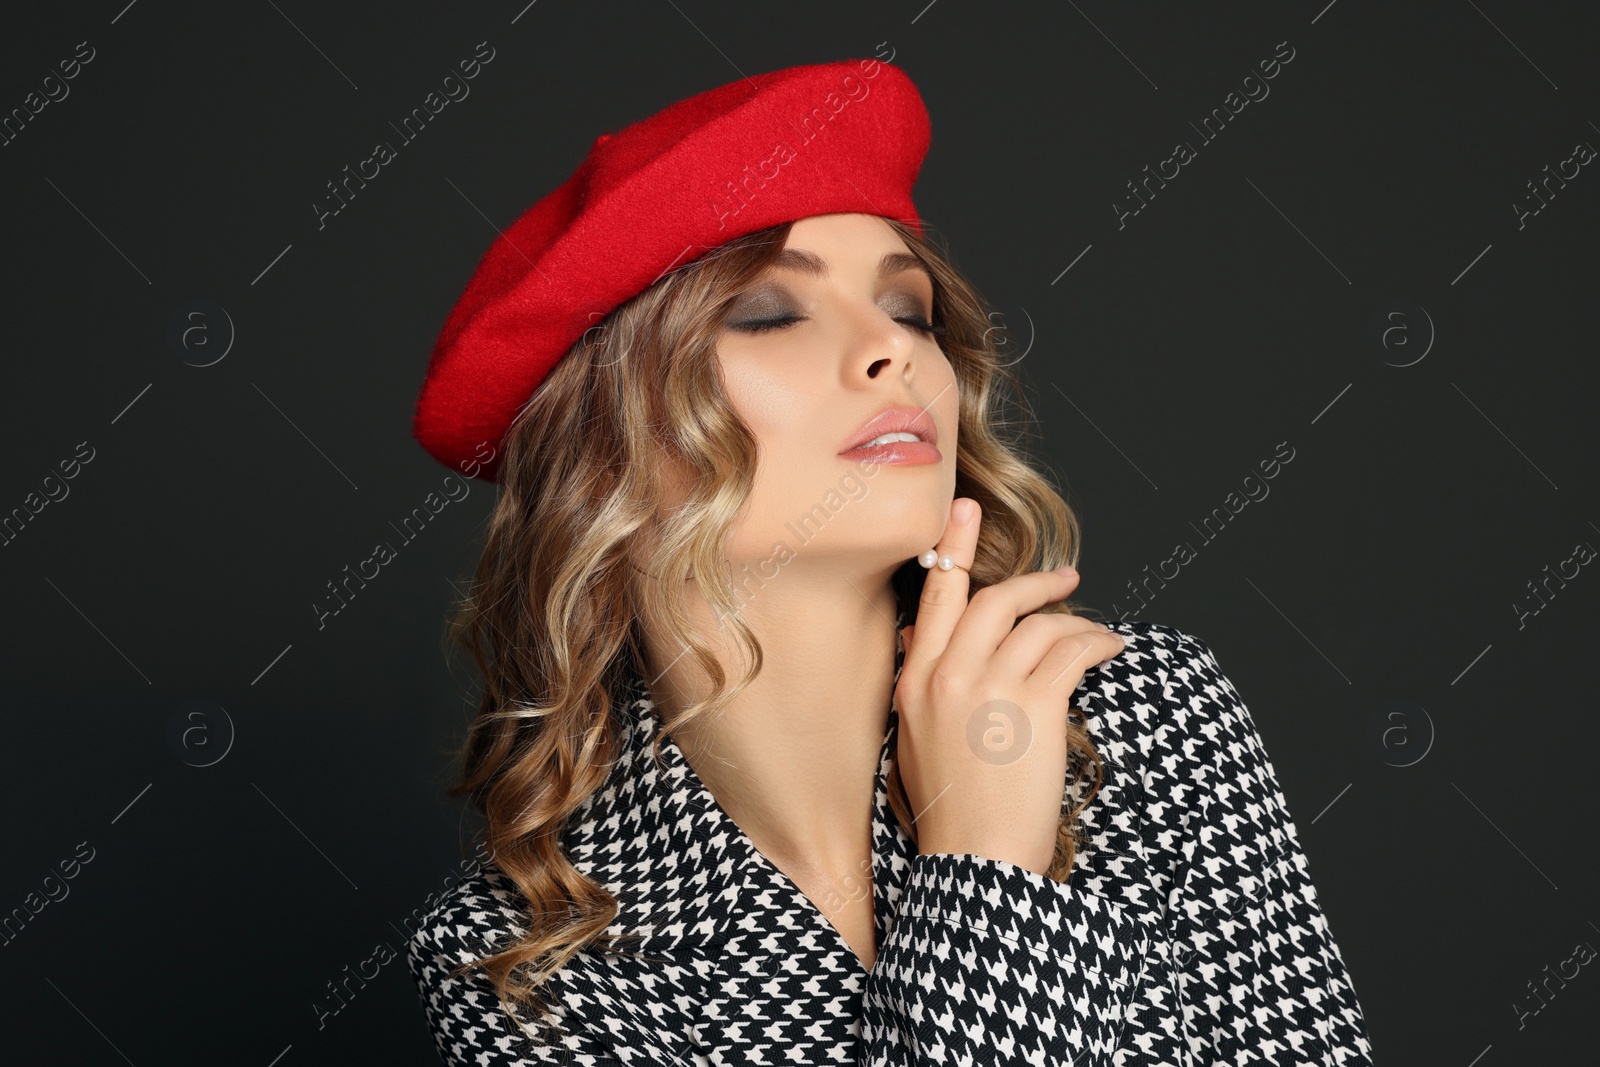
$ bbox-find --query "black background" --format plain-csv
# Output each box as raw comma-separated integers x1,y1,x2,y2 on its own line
3,1,1597,1062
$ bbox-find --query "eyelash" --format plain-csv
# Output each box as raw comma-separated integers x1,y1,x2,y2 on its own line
729,314,946,337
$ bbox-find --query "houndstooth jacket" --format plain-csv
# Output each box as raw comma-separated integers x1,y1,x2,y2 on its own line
406,617,1376,1064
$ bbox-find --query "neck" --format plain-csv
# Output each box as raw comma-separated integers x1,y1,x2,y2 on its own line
640,571,901,876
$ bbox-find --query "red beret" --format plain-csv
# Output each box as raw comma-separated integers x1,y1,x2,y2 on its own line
412,58,932,481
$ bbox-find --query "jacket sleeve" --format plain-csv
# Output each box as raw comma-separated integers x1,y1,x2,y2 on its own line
858,849,1153,1064
1161,633,1375,1064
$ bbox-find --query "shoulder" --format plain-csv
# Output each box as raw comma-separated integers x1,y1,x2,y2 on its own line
1096,616,1220,679
1091,617,1301,891
1095,617,1277,799
406,861,530,976
1072,617,1296,873
1086,616,1250,756
1073,617,1235,765
405,862,631,1063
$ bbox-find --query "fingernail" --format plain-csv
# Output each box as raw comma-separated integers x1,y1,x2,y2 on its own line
1053,565,1077,576
952,499,976,524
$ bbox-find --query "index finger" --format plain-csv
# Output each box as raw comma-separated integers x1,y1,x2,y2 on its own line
903,497,982,674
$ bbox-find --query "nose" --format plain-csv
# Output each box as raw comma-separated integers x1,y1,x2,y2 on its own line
842,301,916,383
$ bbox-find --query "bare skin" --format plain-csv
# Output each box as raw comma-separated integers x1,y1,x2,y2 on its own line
637,213,1124,971
896,502,1125,875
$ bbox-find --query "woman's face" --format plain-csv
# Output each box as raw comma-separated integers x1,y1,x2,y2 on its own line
711,212,959,588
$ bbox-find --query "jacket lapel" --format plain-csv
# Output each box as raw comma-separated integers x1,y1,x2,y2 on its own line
558,671,747,1062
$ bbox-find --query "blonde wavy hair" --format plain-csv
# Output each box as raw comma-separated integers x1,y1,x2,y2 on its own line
432,215,1106,1043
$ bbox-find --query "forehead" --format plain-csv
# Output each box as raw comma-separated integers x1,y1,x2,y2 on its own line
770,213,927,280
784,211,902,250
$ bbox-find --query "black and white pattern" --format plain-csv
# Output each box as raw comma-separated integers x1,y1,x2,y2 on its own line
406,618,1375,1064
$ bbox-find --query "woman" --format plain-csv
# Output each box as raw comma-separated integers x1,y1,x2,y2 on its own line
405,58,1374,1064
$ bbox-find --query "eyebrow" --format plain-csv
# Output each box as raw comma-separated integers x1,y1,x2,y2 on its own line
769,248,931,281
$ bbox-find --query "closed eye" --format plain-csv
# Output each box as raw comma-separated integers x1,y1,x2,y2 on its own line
727,314,946,337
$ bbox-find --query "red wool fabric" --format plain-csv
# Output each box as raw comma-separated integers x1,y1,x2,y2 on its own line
411,57,932,481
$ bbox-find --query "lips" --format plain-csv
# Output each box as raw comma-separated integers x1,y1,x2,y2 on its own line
837,404,939,454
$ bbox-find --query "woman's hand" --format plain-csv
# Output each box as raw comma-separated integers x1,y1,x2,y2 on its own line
895,497,1126,876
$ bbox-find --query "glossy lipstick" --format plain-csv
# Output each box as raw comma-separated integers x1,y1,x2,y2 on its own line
837,404,941,466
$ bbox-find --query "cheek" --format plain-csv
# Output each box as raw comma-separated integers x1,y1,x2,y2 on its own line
930,353,961,441
720,358,818,457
